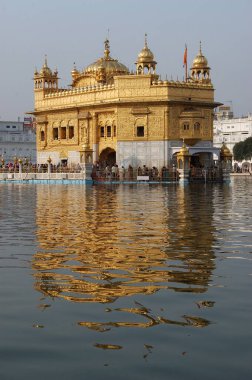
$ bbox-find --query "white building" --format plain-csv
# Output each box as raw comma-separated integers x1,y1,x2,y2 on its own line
213,106,252,169
0,118,36,163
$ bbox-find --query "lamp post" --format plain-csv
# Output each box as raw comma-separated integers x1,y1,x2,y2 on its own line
47,156,52,176
79,144,93,181
13,156,18,173
18,158,23,179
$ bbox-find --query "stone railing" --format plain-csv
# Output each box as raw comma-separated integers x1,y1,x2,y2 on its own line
45,83,115,98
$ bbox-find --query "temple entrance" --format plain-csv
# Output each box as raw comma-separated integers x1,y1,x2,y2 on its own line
191,153,213,168
99,148,116,167
190,154,201,168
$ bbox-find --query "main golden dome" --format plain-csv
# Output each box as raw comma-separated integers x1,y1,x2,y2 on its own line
84,39,129,77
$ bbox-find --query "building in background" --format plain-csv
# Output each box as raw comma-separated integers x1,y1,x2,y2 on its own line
0,117,36,164
213,106,252,170
33,38,220,170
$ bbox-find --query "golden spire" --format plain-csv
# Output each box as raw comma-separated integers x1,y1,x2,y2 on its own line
104,38,110,59
145,33,148,48
43,54,48,68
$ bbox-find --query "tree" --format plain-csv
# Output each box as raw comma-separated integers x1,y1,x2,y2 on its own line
233,141,244,161
233,137,252,161
243,137,252,160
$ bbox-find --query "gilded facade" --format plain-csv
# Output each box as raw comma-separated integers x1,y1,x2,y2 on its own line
33,37,220,169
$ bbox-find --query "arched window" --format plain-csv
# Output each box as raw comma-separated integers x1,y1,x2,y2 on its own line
137,126,144,137
107,125,111,137
69,126,74,139
53,128,58,140
137,66,143,74
194,122,200,131
183,123,189,131
143,66,149,74
60,127,66,139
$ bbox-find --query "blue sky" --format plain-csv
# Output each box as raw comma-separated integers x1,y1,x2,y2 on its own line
0,0,251,120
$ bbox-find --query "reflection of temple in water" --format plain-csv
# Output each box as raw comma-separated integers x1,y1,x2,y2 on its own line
163,184,216,290
33,184,216,305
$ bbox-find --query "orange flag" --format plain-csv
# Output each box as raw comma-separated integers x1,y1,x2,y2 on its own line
183,44,187,67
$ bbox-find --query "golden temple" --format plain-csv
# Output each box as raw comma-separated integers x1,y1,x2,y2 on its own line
33,36,221,169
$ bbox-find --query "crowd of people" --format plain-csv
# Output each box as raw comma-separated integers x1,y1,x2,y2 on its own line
91,162,178,181
0,161,82,173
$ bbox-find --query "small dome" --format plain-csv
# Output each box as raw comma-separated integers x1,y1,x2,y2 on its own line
192,42,209,69
138,46,154,62
39,56,52,76
137,34,155,63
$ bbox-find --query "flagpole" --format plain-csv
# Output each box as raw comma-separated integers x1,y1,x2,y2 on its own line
183,44,188,82
185,44,188,82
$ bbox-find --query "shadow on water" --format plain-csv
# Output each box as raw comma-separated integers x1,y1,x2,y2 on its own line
32,183,217,331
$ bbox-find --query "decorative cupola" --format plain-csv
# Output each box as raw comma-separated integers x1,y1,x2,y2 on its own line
176,140,191,182
220,142,232,162
136,34,157,75
34,56,59,90
190,42,211,84
177,141,191,169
